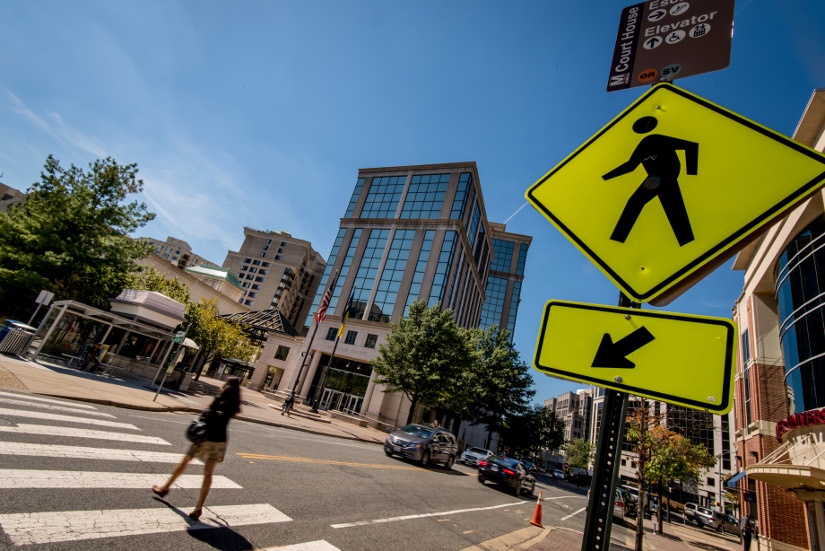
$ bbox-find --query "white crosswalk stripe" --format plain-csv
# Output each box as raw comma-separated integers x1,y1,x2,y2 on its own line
0,469,241,489
0,423,169,444
0,390,98,408
0,394,319,549
0,396,117,417
0,503,291,545
0,406,140,429
0,441,202,463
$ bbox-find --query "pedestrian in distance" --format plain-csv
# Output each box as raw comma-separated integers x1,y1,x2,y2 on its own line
740,513,757,550
152,377,242,521
81,343,101,371
281,392,295,416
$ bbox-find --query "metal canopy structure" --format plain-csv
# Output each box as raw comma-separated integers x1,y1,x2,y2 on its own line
221,309,298,344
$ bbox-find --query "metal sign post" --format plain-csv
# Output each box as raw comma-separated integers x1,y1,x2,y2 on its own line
581,294,636,551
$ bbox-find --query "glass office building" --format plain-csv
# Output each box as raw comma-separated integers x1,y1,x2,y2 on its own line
283,162,530,427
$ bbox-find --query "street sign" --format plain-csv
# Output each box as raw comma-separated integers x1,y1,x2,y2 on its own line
173,331,185,344
526,83,825,303
607,0,734,92
533,300,736,413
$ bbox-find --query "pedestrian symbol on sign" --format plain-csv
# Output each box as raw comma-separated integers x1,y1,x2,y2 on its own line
603,116,698,247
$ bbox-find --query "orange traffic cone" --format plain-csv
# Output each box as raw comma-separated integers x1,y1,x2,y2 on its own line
530,490,543,527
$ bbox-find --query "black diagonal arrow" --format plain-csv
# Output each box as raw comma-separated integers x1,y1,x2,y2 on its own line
591,327,655,369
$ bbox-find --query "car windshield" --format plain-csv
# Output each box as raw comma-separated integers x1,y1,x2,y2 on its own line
467,447,487,454
491,457,521,469
400,424,434,438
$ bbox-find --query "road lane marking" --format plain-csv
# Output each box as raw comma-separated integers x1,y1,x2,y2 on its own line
0,407,140,429
238,453,421,471
0,470,240,489
0,424,169,444
330,500,524,528
0,391,97,408
0,503,290,545
562,507,587,521
0,441,201,463
261,542,341,551
0,397,116,417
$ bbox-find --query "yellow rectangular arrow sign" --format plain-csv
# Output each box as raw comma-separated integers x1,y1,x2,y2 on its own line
533,300,737,414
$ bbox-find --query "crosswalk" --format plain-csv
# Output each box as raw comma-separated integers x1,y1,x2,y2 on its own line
0,390,342,550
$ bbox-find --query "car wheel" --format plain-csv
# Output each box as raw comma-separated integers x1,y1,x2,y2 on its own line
444,455,455,470
420,451,430,467
528,481,536,496
478,474,485,484
717,524,723,533
513,479,522,496
385,449,392,457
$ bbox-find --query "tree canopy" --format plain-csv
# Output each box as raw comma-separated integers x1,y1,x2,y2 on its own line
565,437,594,472
501,404,564,461
0,155,154,316
371,301,471,425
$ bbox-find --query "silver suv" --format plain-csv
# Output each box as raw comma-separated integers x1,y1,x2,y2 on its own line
694,506,723,530
384,424,458,468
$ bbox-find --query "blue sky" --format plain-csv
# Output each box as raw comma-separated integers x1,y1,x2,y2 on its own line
2,1,824,404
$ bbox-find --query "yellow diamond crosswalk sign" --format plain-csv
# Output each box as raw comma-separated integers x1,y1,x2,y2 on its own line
534,300,737,413
526,83,825,303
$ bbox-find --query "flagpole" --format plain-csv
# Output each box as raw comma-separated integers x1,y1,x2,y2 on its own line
292,320,319,401
311,332,341,412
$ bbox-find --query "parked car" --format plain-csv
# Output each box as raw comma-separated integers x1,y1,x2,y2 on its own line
477,456,536,496
460,446,493,466
719,514,742,539
384,424,458,468
694,506,723,530
587,487,638,521
684,502,698,521
553,469,566,480
521,460,537,475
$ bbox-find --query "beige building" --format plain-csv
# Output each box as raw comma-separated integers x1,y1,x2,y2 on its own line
222,227,325,329
0,183,26,212
729,89,825,551
141,236,215,269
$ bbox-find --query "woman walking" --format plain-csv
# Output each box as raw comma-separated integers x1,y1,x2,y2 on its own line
152,377,241,520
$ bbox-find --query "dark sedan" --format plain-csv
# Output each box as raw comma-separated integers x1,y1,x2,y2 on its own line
477,456,536,496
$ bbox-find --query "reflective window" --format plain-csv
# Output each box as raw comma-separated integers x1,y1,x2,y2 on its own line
401,174,448,219
274,345,290,361
372,229,414,322
344,330,357,345
345,178,366,217
517,243,528,276
450,173,472,220
467,203,480,249
325,328,338,341
365,334,378,349
776,217,825,413
352,229,389,319
429,231,457,307
507,280,521,335
306,229,347,327
361,176,405,218
491,239,514,272
405,230,435,316
479,276,508,329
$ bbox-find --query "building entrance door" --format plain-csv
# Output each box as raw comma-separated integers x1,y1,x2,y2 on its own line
320,389,363,414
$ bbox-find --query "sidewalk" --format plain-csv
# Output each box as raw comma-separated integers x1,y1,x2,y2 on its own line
0,353,743,551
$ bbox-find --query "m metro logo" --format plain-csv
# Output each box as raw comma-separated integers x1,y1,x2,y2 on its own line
533,300,737,414
526,83,825,303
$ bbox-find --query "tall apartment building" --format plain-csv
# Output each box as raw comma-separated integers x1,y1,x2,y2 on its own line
142,236,215,269
479,223,531,337
0,183,26,212
248,162,530,429
727,90,825,551
222,228,326,329
543,389,593,469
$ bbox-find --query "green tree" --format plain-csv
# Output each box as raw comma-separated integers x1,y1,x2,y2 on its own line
501,405,564,461
186,298,257,372
464,326,535,449
565,437,594,472
371,301,470,425
0,155,155,316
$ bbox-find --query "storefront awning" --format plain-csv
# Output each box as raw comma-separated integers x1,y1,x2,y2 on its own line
726,470,747,488
747,464,825,491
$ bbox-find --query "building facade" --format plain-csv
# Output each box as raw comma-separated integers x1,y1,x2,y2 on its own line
479,222,531,337
730,89,825,551
250,162,530,429
142,236,215,269
222,227,326,329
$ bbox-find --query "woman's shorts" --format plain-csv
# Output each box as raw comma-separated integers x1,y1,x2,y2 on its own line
187,440,227,463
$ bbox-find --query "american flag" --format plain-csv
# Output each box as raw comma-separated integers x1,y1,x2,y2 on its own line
314,271,339,324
